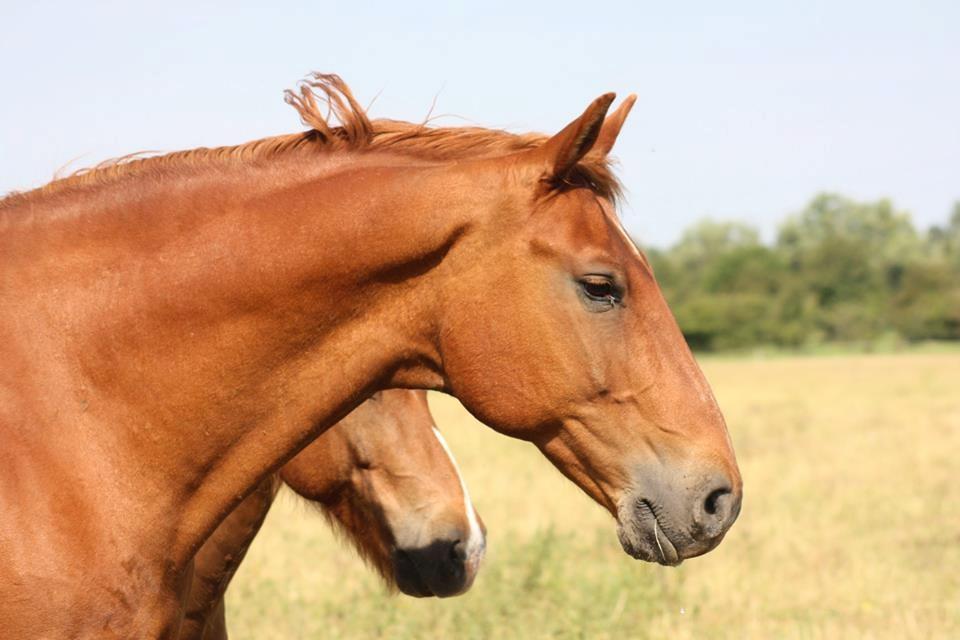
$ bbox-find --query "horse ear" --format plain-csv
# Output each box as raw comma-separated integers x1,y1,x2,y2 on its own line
594,94,637,157
537,92,616,181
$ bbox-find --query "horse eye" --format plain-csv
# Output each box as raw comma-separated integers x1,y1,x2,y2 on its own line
579,276,621,307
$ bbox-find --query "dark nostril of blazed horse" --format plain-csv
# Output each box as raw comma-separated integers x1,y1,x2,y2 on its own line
449,539,466,564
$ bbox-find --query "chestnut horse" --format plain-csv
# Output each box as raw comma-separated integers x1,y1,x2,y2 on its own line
180,389,484,640
0,74,741,638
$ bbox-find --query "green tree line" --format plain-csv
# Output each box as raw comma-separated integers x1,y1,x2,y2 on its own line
647,193,960,351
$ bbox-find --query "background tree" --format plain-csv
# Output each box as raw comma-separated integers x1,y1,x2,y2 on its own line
647,193,959,351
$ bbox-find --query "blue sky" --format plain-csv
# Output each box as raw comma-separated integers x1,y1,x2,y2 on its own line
2,1,957,246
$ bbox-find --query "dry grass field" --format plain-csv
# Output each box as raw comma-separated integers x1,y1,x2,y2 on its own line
224,352,960,638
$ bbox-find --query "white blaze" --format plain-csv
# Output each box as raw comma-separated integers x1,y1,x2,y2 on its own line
431,426,485,565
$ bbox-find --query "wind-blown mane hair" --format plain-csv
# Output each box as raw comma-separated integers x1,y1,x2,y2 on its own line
1,73,621,210
295,486,400,592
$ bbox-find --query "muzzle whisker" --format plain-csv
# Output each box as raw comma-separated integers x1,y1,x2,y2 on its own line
653,518,665,563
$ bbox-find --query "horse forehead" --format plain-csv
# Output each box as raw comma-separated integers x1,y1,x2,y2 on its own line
377,388,428,415
556,194,642,262
600,203,643,257
371,395,438,455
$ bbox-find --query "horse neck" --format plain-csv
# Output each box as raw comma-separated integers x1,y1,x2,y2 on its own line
3,152,486,566
180,476,280,640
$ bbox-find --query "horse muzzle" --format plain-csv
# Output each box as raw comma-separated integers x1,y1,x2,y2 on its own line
616,469,742,566
392,529,486,597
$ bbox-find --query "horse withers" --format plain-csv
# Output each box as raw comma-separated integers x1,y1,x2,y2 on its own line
181,390,483,640
0,74,740,637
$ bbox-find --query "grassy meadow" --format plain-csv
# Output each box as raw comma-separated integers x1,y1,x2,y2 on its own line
225,352,960,638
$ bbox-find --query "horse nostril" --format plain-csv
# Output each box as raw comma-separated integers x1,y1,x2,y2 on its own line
695,481,741,540
703,487,728,516
449,539,466,563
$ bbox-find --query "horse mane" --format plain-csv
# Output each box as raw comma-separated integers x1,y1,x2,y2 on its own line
300,491,400,593
1,73,621,210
